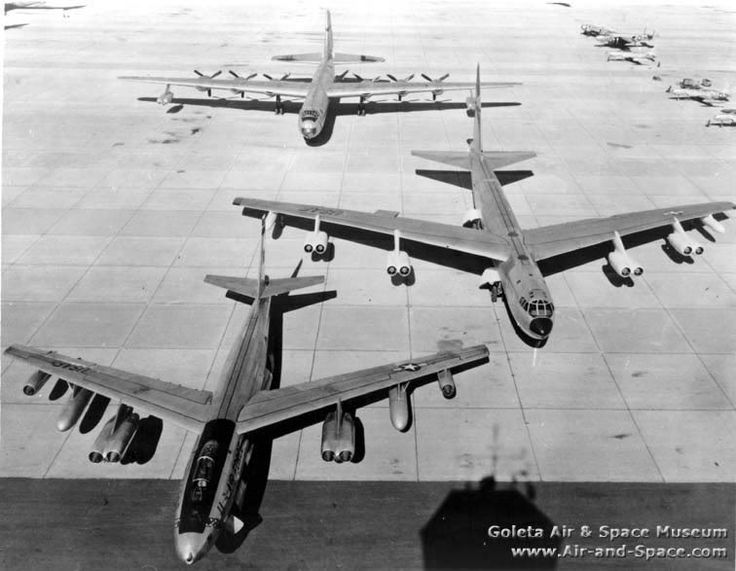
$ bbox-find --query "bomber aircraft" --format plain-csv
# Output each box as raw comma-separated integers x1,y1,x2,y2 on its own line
120,10,518,142
231,67,735,346
596,34,654,50
4,224,489,565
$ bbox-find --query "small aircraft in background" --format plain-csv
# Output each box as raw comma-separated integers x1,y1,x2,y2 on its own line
4,224,489,565
580,24,614,37
120,10,519,143
607,51,658,65
597,34,654,50
666,85,730,105
4,1,84,15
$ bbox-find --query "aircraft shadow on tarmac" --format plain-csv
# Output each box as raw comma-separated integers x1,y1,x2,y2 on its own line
415,169,535,190
138,97,520,146
421,476,560,569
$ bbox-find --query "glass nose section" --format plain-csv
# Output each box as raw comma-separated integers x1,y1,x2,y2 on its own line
301,120,317,138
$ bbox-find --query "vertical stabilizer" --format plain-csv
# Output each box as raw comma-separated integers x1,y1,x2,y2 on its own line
472,63,482,153
324,10,334,60
256,216,267,300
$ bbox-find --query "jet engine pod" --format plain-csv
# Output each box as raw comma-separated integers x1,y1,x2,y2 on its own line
388,385,411,431
608,250,644,278
386,250,412,277
462,208,482,228
23,370,51,396
103,411,140,463
56,386,93,432
702,214,725,234
304,230,329,254
89,416,116,463
667,231,702,256
437,369,456,399
320,410,356,463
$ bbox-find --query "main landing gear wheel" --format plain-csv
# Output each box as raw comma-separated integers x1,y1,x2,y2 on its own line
274,96,284,115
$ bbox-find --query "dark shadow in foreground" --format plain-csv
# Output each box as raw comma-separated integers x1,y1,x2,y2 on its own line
415,169,534,190
421,476,560,569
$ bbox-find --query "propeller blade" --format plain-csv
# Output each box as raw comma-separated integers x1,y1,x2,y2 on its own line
193,70,204,77
421,73,432,82
404,74,415,82
229,70,240,78
387,74,398,82
352,72,364,81
211,70,222,79
438,73,449,82
263,73,274,80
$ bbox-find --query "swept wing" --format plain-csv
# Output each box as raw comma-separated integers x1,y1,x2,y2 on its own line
525,201,735,262
236,345,488,434
233,198,511,263
4,345,213,432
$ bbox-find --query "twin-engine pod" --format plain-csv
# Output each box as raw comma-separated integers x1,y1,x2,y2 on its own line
388,385,411,431
608,231,643,278
303,214,329,254
321,405,355,463
667,218,704,256
303,230,328,254
23,371,51,396
386,250,412,277
89,405,140,463
437,370,456,399
57,385,93,432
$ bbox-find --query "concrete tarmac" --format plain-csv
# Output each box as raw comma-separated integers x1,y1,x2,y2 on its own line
0,478,733,570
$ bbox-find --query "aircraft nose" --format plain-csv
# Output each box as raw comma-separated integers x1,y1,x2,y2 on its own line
175,532,207,565
301,120,317,138
530,318,553,338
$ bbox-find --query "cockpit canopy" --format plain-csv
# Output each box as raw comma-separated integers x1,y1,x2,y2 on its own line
190,440,219,502
300,109,319,121
519,296,554,317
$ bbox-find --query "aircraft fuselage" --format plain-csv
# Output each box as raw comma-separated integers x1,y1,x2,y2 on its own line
174,297,274,565
469,153,554,341
298,57,335,139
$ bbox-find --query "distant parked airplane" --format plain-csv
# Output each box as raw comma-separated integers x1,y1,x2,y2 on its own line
120,10,518,142
4,1,84,14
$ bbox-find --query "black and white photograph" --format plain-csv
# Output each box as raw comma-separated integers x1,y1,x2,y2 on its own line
1,0,734,568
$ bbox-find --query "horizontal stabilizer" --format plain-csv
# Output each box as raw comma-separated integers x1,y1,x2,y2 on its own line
412,150,536,170
204,274,324,302
272,52,323,62
332,52,385,63
411,151,469,169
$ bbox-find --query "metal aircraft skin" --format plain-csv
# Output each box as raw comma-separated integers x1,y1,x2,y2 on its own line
596,34,654,50
231,67,736,346
4,226,488,565
580,24,615,37
666,85,730,106
119,10,518,142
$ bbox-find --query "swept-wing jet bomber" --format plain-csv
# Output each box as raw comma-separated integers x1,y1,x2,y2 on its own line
4,1,84,13
120,11,518,142
232,67,735,346
597,34,654,50
4,225,489,565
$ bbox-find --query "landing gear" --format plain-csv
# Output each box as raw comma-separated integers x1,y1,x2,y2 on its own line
490,282,503,303
357,96,367,116
274,95,284,115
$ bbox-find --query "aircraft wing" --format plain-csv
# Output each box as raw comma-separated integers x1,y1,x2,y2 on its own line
233,198,511,263
4,345,213,432
235,345,489,434
326,80,519,99
119,76,311,99
524,201,735,262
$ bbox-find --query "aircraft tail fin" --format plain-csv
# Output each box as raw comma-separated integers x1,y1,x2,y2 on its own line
325,9,333,59
411,150,535,171
471,63,482,152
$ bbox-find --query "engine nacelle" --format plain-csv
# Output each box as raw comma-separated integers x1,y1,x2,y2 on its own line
303,230,328,254
702,214,725,234
89,416,116,463
23,371,51,396
388,385,411,431
462,208,482,228
103,409,140,463
57,386,93,432
321,410,355,463
437,369,456,399
667,231,703,256
386,250,412,277
608,249,643,278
